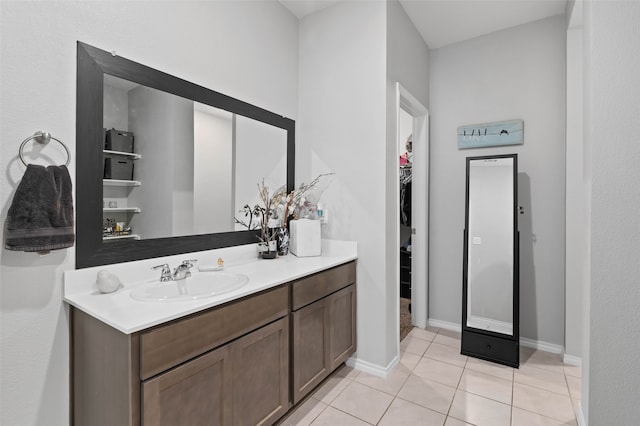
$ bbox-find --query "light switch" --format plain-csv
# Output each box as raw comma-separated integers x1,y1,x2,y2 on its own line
472,236,482,245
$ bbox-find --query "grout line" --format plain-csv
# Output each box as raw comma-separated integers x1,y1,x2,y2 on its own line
374,396,396,425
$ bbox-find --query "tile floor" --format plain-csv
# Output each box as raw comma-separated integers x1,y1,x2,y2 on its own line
278,327,582,426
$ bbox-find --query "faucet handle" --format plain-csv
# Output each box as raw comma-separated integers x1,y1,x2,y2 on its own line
152,263,172,281
180,259,198,267
152,263,170,271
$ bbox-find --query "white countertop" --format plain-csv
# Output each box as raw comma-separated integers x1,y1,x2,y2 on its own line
64,240,357,334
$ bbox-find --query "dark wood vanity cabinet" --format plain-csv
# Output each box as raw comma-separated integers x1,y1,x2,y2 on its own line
72,262,356,425
140,317,289,426
142,343,232,425
291,262,357,404
72,285,289,426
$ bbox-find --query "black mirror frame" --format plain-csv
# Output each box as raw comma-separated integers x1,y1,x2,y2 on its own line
461,153,520,368
76,41,295,269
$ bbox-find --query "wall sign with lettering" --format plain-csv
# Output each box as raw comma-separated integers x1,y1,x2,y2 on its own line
457,119,523,149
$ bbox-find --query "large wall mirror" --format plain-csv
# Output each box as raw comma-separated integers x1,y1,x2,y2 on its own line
76,42,295,268
461,154,519,367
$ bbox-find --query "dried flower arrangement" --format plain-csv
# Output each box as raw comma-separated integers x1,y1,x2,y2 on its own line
279,172,334,227
239,173,335,256
256,179,287,249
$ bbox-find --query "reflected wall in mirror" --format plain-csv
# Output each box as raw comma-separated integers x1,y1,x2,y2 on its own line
102,76,287,239
77,42,294,268
461,154,519,368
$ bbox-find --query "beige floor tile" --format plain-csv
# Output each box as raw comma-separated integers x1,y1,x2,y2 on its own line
434,330,461,348
437,328,462,338
334,364,360,380
444,417,474,426
563,364,582,378
449,390,511,426
311,375,351,404
512,382,575,424
280,397,327,426
354,364,410,395
458,369,513,404
414,357,464,388
397,374,456,414
520,349,564,374
400,336,431,356
512,407,577,426
514,364,569,396
378,398,446,426
399,350,422,371
309,406,370,426
465,356,514,381
566,375,581,400
408,327,437,342
330,381,393,424
424,342,468,367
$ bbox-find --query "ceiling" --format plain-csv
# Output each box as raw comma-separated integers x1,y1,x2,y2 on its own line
279,0,567,49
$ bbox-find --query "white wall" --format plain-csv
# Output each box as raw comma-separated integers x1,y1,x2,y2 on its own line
298,0,390,368
234,115,288,229
298,0,428,371
194,108,234,234
429,16,567,348
565,0,585,362
128,86,178,238
386,0,430,354
170,96,196,237
585,1,640,424
0,2,298,424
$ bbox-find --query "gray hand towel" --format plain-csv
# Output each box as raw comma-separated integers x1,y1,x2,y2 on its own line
5,164,74,253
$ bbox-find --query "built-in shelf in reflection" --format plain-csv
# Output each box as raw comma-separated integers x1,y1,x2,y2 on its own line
103,149,141,160
103,179,141,187
103,207,141,213
103,234,141,241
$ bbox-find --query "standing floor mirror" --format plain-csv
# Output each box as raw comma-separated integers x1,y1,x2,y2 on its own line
462,154,519,367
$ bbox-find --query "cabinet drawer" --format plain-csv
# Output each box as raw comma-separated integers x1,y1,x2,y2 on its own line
140,285,289,380
292,262,356,311
461,330,519,368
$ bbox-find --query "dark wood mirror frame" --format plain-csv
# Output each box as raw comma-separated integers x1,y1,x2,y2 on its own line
76,41,295,269
461,153,520,368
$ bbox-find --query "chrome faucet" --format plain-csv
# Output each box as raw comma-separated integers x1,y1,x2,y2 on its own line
152,259,197,282
172,260,197,281
152,263,172,282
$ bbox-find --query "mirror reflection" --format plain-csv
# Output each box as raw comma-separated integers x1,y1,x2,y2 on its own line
102,75,287,241
466,157,515,335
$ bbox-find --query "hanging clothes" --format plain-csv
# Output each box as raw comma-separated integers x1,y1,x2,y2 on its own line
400,179,412,226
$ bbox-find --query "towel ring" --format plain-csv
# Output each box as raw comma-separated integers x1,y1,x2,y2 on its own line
19,131,71,167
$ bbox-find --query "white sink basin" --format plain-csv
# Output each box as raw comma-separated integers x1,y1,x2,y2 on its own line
130,272,249,302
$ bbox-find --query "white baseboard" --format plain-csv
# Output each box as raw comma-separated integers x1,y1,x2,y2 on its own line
520,337,564,354
563,353,583,366
576,402,587,426
427,319,573,360
427,318,460,332
346,354,398,379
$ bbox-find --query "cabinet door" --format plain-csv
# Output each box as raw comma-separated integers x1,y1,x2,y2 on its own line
142,345,232,426
328,284,357,371
292,298,330,404
231,317,289,426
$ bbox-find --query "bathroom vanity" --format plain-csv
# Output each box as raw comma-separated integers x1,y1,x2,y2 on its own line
65,241,356,426
69,43,356,425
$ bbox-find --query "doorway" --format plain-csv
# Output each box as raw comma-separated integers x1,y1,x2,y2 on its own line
396,83,429,344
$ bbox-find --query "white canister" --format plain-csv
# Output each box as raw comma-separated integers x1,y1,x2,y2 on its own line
289,219,321,257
